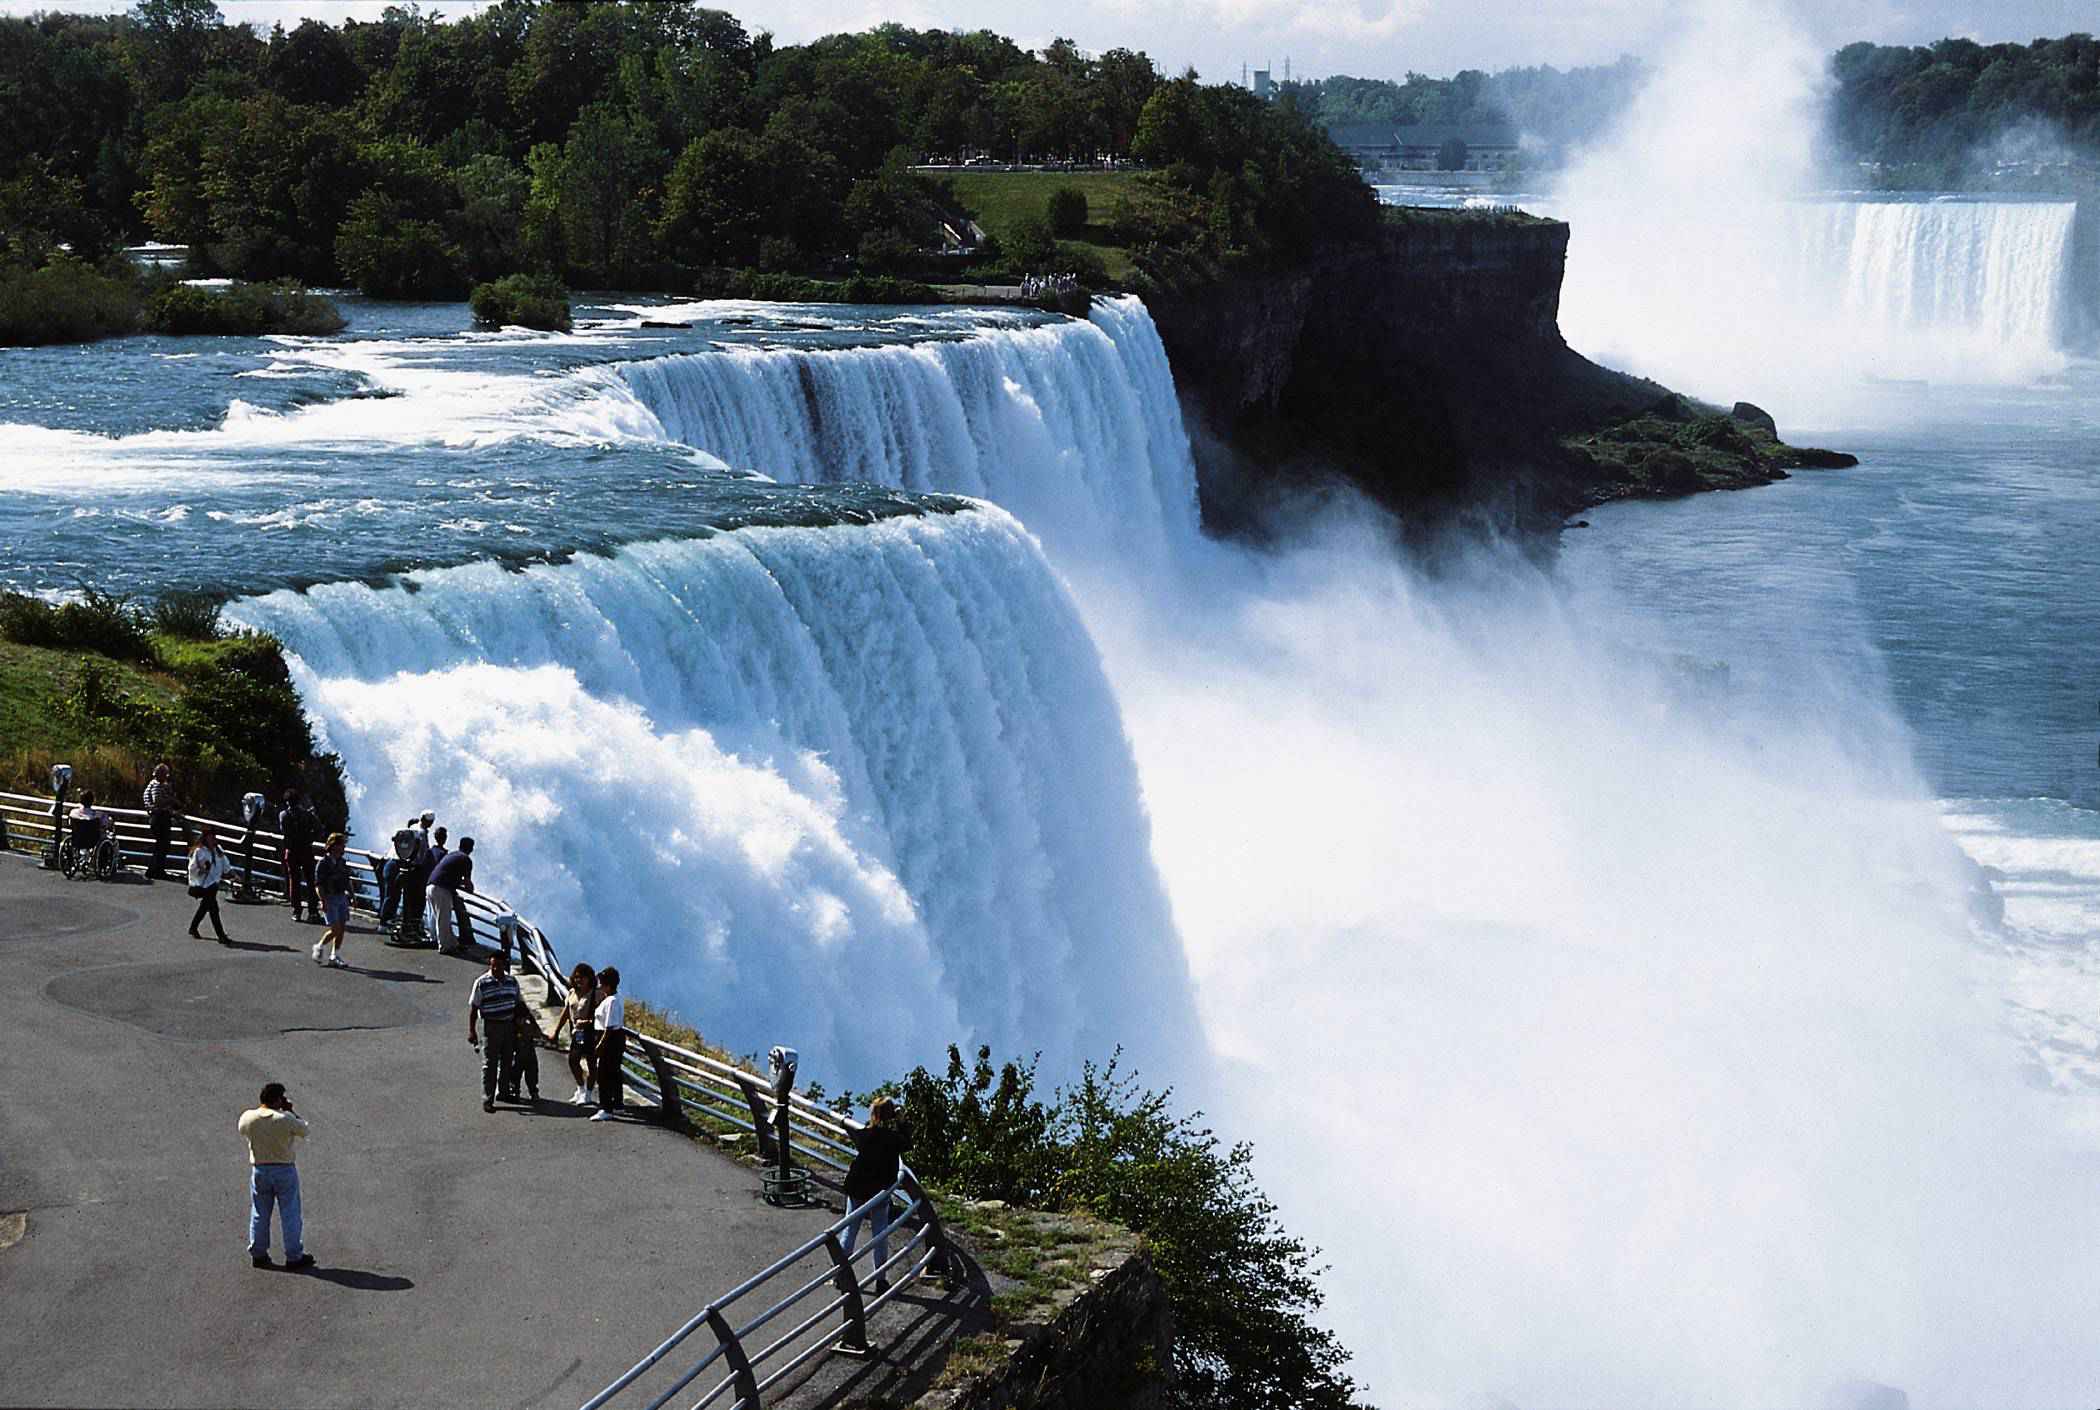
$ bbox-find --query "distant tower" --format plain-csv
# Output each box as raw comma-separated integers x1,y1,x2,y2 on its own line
1284,56,1291,82
1241,62,1248,87
1252,67,1272,101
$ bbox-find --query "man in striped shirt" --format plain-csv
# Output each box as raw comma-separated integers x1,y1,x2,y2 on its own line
142,763,177,881
467,952,524,1114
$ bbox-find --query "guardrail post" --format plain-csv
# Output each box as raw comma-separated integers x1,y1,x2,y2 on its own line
736,1075,777,1164
902,1173,955,1282
647,1046,686,1129
822,1230,871,1355
705,1307,761,1409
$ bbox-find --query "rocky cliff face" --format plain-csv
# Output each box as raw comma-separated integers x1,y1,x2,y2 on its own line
1146,214,1848,532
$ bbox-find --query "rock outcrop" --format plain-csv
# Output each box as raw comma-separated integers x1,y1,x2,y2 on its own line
1144,212,1854,532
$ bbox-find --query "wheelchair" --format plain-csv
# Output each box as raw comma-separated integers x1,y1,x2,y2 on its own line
59,822,123,881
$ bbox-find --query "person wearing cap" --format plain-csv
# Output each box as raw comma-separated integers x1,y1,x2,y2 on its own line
311,833,354,968
238,1082,315,1270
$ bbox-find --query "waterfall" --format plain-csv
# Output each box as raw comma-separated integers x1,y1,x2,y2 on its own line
229,508,1197,1084
1557,195,2083,410
1787,199,2079,359
608,296,1202,569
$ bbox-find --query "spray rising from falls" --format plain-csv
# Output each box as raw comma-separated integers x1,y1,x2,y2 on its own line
238,292,2100,1405
231,509,1196,1084
1551,4,2086,416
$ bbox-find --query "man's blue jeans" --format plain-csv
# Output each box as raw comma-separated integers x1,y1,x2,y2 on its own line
248,1163,303,1259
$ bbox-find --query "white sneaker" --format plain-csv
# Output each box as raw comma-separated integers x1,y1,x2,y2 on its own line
310,941,325,963
569,1086,588,1104
328,956,348,969
589,1110,615,1122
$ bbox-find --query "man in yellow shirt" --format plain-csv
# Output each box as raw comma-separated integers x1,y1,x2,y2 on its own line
237,1083,315,1270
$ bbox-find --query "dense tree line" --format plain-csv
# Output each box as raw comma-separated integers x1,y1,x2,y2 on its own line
1276,58,1645,161
1826,35,2100,180
0,0,1371,303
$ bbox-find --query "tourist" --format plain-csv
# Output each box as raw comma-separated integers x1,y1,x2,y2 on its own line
511,998,544,1104
467,950,524,1113
400,809,436,941
311,833,353,968
588,966,627,1121
840,1097,912,1293
186,825,232,942
379,815,422,931
237,1081,314,1270
278,787,320,923
550,963,598,1105
142,762,178,880
70,789,107,853
427,835,475,955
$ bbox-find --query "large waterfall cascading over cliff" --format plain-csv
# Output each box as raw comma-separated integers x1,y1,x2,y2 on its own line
230,509,1195,1082
1558,197,2085,409
1788,200,2080,356
609,296,1201,569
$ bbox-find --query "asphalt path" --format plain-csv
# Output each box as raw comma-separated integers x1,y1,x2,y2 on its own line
0,851,872,1410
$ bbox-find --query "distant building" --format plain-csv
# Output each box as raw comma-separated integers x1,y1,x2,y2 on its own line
1252,68,1272,101
1324,122,1521,174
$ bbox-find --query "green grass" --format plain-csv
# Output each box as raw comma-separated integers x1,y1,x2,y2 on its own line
945,171,1142,281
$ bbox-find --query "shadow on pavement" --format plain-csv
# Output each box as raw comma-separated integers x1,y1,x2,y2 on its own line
347,966,442,985
302,1266,415,1292
215,939,300,954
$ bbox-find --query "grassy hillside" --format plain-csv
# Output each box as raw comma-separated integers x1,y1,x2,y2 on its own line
0,593,342,824
946,171,1142,281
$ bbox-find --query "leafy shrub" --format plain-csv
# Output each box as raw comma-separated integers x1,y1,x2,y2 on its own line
688,269,938,305
1001,214,1059,269
880,1045,1367,1410
0,589,155,661
145,282,345,336
0,255,140,346
147,593,224,640
1046,186,1089,236
469,272,572,331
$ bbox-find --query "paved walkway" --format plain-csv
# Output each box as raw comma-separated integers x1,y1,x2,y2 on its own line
0,853,982,1410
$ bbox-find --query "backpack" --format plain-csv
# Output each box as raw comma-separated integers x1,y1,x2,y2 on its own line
392,828,420,863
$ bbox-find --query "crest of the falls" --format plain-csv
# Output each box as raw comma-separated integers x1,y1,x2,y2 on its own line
230,509,1197,1083
608,295,1202,569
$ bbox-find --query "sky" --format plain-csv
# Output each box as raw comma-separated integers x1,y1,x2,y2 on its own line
0,0,2092,81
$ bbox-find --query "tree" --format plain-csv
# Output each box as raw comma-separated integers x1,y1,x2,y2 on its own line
1436,135,1469,170
887,1047,1369,1410
335,188,464,297
1046,185,1088,235
555,102,655,285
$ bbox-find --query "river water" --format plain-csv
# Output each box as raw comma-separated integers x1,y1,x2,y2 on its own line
3,240,2098,1405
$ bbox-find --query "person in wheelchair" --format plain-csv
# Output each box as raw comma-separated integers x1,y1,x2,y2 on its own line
70,791,109,852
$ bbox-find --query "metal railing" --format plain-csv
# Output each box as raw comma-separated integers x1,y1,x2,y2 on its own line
1,786,950,1406
582,1172,952,1410
0,789,860,1168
